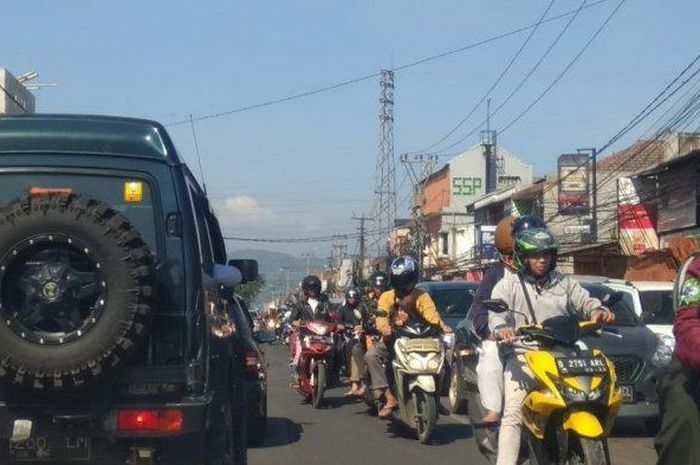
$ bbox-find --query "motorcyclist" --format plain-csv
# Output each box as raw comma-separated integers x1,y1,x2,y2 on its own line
289,275,331,385
337,287,368,397
655,252,700,464
367,270,390,307
464,214,546,424
365,256,452,418
489,227,614,465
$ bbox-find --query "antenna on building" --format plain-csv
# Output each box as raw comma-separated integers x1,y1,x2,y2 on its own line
481,98,503,193
371,69,396,258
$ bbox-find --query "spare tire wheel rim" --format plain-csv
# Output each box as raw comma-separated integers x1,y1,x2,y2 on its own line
0,234,107,346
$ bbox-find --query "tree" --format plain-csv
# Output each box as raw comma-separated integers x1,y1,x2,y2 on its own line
236,274,266,303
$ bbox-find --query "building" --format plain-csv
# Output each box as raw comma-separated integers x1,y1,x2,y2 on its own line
0,69,35,115
416,143,533,276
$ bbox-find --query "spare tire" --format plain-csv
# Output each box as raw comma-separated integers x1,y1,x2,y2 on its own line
0,193,154,390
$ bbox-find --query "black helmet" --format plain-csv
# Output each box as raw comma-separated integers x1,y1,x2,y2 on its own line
389,256,420,292
345,287,361,305
513,228,559,272
301,275,322,295
369,271,389,290
512,215,547,237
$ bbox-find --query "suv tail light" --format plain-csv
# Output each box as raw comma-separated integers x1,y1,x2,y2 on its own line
118,409,183,432
245,350,260,375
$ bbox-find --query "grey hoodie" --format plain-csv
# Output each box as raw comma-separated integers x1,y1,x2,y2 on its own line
489,271,602,332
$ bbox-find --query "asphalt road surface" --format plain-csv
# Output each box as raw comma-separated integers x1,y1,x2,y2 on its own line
250,345,657,465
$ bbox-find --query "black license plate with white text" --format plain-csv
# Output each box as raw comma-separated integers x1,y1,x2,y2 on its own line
7,434,90,462
556,357,607,376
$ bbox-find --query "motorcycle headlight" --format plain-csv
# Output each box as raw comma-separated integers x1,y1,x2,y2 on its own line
426,353,442,371
652,336,673,367
554,380,587,403
587,386,605,401
408,356,425,371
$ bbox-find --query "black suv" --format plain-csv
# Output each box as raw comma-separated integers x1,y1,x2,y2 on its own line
0,114,257,465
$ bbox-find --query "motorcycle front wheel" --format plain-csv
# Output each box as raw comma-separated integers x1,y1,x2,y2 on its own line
414,391,437,444
569,438,606,465
312,363,327,409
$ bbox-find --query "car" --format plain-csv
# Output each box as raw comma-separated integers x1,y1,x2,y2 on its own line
0,114,258,465
226,293,269,447
577,281,672,431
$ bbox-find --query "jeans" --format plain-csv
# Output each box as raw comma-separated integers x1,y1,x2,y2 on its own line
477,340,504,413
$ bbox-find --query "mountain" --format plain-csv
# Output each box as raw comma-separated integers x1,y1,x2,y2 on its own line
229,248,325,307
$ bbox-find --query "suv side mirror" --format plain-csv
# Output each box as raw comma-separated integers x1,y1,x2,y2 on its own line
228,259,259,284
602,291,623,307
214,264,242,287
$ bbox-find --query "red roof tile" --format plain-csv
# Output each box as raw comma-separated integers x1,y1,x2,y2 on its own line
596,140,665,173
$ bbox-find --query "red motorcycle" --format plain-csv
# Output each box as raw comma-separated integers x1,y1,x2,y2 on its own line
294,320,337,408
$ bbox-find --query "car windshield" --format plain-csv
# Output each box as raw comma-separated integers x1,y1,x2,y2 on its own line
427,286,477,317
581,284,640,326
639,290,675,325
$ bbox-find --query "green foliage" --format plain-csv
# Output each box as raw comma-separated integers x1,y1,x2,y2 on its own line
236,274,266,303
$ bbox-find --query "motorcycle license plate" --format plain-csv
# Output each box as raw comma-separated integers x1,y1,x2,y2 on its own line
556,357,607,376
7,435,90,462
620,385,635,404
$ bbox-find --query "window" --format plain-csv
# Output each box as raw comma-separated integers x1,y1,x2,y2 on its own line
187,185,214,273
0,173,159,256
440,232,449,256
639,290,674,325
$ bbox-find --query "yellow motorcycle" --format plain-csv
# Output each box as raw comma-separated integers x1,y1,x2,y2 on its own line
486,300,623,465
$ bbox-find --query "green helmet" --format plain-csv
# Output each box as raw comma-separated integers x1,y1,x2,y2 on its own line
513,228,559,272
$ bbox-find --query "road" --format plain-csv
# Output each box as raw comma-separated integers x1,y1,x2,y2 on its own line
250,345,657,465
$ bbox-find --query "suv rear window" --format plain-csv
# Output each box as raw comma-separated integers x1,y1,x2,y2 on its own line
639,290,674,325
0,173,159,256
582,284,639,326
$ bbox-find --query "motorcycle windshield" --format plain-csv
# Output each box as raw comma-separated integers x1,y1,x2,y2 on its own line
540,316,580,345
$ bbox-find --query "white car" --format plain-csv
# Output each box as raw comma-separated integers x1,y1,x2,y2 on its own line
603,280,675,347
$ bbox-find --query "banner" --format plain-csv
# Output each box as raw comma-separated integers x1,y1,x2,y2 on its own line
618,177,658,256
557,154,590,215
479,225,498,261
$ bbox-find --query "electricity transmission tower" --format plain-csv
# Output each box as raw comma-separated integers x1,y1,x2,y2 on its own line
400,154,438,274
371,69,396,257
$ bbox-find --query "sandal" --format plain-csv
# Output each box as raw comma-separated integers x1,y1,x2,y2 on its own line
378,404,398,419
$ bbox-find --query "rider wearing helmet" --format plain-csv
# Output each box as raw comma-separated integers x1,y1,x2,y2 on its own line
490,228,614,465
464,214,546,423
367,270,390,306
365,256,452,418
338,287,368,397
290,275,331,323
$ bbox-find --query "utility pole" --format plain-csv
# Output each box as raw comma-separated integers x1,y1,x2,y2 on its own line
352,213,371,284
481,98,500,193
371,69,396,258
577,147,598,243
301,253,313,276
400,153,438,277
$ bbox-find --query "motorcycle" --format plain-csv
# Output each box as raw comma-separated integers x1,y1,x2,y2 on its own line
483,299,623,465
388,318,452,444
295,320,338,408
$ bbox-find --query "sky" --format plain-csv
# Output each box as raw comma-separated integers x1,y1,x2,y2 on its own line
2,0,699,258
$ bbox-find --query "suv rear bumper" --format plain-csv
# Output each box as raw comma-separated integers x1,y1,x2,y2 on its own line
0,394,211,440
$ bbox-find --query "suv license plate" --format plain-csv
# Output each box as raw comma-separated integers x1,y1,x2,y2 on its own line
620,385,635,404
8,435,90,461
556,357,608,376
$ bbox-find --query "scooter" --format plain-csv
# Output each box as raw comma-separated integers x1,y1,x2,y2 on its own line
295,320,338,408
484,299,623,465
389,319,452,444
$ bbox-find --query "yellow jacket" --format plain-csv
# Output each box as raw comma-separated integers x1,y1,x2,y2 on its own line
375,289,442,333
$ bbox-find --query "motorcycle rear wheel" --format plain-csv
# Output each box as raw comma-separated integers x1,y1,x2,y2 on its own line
415,391,437,444
312,363,327,409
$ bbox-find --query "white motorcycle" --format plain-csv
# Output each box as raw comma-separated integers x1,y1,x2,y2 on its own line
390,320,454,444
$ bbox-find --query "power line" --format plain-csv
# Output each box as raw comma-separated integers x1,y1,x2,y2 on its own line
410,0,557,154
431,0,591,154
189,114,207,195
499,0,626,134
164,0,613,128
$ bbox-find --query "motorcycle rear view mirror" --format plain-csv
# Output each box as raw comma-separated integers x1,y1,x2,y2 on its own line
601,291,623,307
483,299,510,313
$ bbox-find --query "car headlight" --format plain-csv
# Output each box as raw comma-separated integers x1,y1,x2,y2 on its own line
658,334,675,352
652,336,673,367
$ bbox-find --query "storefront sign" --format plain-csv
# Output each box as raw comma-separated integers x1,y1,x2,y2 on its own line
479,224,498,261
557,154,590,215
618,177,658,256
